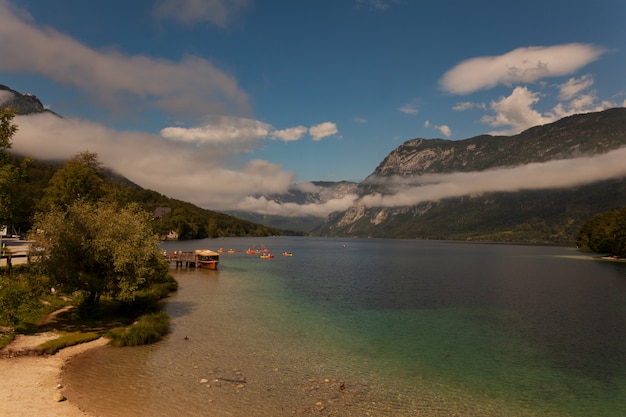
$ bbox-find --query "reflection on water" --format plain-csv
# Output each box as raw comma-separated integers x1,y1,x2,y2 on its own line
63,238,626,416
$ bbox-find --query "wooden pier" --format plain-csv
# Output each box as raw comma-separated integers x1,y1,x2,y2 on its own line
164,251,199,268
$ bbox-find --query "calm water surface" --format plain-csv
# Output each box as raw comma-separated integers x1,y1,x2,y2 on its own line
64,237,626,416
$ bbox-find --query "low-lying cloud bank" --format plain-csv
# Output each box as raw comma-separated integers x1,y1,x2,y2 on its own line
12,113,626,219
360,146,626,208
12,113,295,211
235,146,626,217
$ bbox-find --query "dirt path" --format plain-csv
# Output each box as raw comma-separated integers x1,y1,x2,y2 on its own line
1,305,75,357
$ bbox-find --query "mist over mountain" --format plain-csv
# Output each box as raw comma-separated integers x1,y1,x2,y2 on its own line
228,181,359,232
239,108,626,243
0,84,59,117
4,83,626,244
315,108,626,243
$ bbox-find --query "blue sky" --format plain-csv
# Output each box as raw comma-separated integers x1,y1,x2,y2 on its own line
1,0,625,216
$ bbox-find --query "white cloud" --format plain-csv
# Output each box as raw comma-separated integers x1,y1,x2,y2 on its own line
452,102,474,111
239,143,626,218
271,126,308,142
440,44,605,95
161,116,270,145
434,125,451,137
423,120,430,128
353,117,368,124
398,104,419,115
480,81,618,135
237,194,358,217
309,122,339,141
0,2,251,118
0,90,13,105
558,75,595,101
12,113,295,211
453,101,486,111
481,86,552,134
291,182,322,193
360,146,626,209
153,0,252,28
354,0,396,11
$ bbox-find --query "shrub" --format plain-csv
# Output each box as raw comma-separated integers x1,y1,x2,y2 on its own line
0,274,46,327
107,312,170,347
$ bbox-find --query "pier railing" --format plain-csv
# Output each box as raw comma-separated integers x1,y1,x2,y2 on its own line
164,251,198,268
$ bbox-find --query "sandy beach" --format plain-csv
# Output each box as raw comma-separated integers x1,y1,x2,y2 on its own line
1,239,101,416
0,334,108,417
1,240,106,416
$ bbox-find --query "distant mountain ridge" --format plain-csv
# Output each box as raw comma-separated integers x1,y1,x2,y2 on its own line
227,109,626,243
371,109,626,178
5,83,626,243
228,181,359,232
314,108,626,243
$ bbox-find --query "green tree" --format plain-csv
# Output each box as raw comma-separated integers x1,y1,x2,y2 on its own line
577,207,626,257
0,108,20,224
30,200,169,307
43,151,106,208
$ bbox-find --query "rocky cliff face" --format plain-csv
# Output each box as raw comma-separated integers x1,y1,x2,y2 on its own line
370,109,626,179
316,108,626,243
0,84,58,116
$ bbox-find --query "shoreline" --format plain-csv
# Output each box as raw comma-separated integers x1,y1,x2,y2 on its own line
0,336,108,417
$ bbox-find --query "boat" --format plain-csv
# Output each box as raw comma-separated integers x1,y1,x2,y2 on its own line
195,249,220,270
246,248,260,255
227,249,237,253
217,248,226,253
282,251,293,256
260,253,274,259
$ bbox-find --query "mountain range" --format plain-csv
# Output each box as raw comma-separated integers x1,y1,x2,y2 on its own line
3,83,625,244
234,108,626,244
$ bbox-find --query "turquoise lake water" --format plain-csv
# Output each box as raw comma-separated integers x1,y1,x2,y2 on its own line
64,237,626,416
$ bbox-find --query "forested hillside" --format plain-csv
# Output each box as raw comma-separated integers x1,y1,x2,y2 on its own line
7,153,282,239
1,86,282,239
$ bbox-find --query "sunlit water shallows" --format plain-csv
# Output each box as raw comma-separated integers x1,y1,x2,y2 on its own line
64,237,626,416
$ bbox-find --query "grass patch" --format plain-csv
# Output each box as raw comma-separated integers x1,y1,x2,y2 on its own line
38,331,102,355
107,312,170,347
1,270,178,352
0,331,15,350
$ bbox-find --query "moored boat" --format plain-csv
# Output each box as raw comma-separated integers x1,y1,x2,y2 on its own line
195,249,220,269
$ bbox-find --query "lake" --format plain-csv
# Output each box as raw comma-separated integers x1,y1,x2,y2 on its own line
63,237,626,416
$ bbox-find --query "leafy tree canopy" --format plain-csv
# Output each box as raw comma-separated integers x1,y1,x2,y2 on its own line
577,207,626,257
42,151,106,208
30,200,169,307
0,107,20,224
